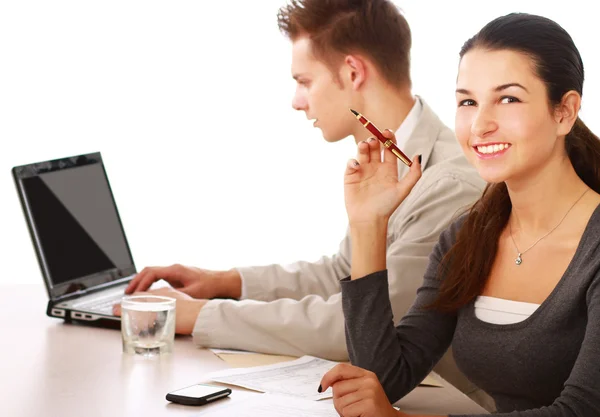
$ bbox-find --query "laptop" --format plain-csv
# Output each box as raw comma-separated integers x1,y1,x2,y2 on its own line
12,152,136,327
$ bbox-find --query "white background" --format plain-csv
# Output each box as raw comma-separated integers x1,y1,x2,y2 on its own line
1,1,598,285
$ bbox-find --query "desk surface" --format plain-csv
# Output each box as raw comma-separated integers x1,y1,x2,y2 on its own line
1,284,488,416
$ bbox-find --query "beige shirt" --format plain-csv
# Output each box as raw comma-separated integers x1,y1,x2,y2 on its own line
238,97,422,299
192,97,485,396
395,95,422,150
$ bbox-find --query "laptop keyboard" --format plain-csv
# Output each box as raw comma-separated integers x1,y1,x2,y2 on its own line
71,288,126,315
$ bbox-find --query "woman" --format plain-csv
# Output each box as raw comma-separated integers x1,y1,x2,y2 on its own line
320,13,600,417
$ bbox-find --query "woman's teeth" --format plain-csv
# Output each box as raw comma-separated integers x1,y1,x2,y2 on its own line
476,143,510,154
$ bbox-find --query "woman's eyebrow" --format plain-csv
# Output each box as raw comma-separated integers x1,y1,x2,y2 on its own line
455,83,529,95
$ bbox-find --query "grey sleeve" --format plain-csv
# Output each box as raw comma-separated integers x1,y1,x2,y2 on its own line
343,221,600,417
341,224,459,403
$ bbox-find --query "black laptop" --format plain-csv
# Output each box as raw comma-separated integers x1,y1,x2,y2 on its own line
12,152,136,326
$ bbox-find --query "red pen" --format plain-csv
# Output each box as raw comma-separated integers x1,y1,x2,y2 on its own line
349,109,412,167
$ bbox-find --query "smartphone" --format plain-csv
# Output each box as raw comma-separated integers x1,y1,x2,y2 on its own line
166,383,232,406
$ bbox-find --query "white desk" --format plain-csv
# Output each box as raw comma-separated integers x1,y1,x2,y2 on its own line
0,285,488,416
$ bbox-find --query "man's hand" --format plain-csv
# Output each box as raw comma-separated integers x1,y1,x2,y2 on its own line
114,287,207,335
124,264,241,300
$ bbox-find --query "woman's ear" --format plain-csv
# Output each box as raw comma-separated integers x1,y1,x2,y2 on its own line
556,90,581,136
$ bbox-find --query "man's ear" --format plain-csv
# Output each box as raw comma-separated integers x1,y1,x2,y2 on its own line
343,55,367,90
555,90,581,136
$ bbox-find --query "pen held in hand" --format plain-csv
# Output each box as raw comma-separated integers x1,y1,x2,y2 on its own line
349,108,412,167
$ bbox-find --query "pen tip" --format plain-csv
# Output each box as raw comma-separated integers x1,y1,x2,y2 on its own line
349,108,359,117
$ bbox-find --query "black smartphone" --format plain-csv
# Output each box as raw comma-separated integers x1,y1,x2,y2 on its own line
166,383,232,406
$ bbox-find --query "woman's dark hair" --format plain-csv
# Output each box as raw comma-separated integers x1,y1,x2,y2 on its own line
430,13,600,312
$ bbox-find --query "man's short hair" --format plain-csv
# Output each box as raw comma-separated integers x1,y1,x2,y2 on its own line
278,0,412,88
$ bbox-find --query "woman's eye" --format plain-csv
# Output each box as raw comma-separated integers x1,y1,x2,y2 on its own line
500,96,520,104
458,99,476,107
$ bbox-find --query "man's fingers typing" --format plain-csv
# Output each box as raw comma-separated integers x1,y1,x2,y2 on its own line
126,266,181,293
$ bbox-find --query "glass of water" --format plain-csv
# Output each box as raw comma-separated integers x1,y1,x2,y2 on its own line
121,295,176,357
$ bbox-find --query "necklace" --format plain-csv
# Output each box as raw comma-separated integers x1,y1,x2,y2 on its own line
509,188,589,266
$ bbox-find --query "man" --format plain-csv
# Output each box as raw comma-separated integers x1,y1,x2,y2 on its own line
119,0,489,408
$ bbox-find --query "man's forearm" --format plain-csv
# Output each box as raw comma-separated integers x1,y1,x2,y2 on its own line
218,269,242,299
193,294,349,360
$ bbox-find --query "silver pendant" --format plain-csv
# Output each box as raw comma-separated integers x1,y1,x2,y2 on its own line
515,253,522,265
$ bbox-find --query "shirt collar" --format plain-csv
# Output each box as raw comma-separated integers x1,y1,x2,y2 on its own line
393,96,422,150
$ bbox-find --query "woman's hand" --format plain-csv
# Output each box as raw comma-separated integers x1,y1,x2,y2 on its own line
344,130,421,226
320,363,400,417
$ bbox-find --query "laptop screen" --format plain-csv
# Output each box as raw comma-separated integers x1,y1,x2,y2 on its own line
13,153,136,300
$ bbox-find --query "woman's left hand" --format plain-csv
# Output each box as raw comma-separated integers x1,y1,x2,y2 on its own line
320,363,401,417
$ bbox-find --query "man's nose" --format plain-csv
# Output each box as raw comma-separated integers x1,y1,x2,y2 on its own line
292,91,307,111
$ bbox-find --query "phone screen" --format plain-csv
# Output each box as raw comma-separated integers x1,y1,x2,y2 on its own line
169,384,225,398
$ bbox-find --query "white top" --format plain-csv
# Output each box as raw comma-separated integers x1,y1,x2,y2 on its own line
474,295,541,325
239,97,423,299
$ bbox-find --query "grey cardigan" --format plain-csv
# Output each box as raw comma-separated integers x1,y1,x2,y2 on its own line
341,207,600,416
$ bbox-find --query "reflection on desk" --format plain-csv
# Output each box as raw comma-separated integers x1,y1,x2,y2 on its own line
0,285,489,417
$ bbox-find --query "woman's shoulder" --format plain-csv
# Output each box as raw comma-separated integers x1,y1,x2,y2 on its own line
582,200,600,233
431,213,469,261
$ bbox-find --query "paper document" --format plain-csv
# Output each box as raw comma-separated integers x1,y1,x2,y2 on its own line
209,350,443,388
420,373,443,387
206,355,337,400
211,349,299,368
210,348,255,355
197,394,338,417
